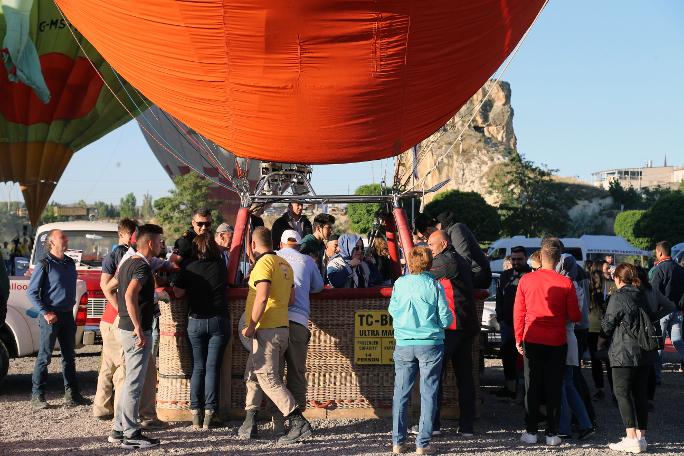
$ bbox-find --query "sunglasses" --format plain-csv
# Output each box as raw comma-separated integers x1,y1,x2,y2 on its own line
194,221,211,227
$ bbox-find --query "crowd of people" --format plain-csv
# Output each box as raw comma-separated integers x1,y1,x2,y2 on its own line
0,237,33,275
17,201,684,453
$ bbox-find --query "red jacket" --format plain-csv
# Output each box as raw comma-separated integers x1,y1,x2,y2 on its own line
514,269,581,346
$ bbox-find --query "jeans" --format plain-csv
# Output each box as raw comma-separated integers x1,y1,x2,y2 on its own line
613,366,649,430
187,316,230,411
560,366,592,435
523,342,566,436
32,310,78,396
393,344,444,449
656,311,684,381
435,330,475,433
113,329,152,438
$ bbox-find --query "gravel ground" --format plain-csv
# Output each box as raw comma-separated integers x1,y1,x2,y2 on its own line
1,346,683,455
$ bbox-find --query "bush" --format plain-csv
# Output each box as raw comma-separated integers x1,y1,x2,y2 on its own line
347,184,387,235
613,210,651,250
424,190,500,242
637,193,684,248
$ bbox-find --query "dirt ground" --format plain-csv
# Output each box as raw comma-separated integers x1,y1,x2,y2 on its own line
1,346,682,455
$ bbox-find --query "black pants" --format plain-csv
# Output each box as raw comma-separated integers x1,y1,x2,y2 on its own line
612,366,649,430
435,330,475,433
647,366,657,401
572,328,596,422
500,322,518,383
523,342,566,435
587,332,613,390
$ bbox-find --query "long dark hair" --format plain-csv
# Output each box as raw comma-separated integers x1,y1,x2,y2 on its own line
192,233,221,261
635,266,652,291
589,260,606,311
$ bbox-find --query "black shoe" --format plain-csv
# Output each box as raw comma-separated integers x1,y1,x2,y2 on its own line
577,427,595,440
64,391,92,407
278,413,313,444
95,414,114,421
121,431,160,449
238,410,258,439
108,430,124,444
31,395,48,411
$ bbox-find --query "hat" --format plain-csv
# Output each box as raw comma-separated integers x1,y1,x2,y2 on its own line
216,223,234,233
281,229,302,245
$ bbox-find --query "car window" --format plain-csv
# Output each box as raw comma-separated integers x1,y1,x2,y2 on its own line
32,231,119,268
487,277,499,299
488,248,506,261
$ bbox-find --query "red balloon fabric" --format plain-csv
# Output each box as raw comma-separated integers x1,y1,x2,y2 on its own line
55,0,545,164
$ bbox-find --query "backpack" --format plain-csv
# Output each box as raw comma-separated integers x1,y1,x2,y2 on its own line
622,303,660,352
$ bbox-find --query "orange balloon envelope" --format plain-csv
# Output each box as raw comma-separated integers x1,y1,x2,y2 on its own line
55,0,545,164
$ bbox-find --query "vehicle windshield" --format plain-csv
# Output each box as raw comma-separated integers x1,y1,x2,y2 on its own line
32,230,119,268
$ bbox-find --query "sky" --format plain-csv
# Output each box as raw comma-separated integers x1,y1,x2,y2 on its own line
3,0,683,206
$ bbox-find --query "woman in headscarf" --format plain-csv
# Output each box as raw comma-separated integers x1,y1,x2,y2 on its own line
326,234,371,288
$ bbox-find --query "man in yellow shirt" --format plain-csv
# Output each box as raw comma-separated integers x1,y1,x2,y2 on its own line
238,226,313,443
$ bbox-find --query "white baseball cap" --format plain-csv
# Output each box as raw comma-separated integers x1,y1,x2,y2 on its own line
280,229,302,245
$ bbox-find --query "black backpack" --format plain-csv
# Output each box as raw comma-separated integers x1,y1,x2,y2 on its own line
622,303,660,352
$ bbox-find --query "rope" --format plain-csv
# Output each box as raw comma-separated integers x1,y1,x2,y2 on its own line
400,0,550,192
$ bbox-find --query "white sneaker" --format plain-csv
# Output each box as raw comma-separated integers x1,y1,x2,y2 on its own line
520,432,538,444
638,438,648,453
546,435,562,446
608,437,642,453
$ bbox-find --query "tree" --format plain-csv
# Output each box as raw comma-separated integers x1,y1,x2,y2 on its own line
636,193,684,248
141,192,154,220
119,193,137,219
423,190,500,242
608,180,640,210
613,210,651,250
154,173,223,241
347,184,387,235
93,201,119,220
488,152,572,237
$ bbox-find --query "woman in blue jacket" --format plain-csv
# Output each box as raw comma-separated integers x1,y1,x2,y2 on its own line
388,246,453,455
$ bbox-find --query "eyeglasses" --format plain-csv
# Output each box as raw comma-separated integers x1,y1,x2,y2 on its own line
194,221,211,228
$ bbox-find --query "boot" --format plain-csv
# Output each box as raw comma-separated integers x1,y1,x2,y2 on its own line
203,410,223,429
238,410,258,439
31,395,48,411
192,409,203,430
272,414,287,436
64,390,92,407
278,412,312,444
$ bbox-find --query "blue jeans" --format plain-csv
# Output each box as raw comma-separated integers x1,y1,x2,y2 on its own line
187,316,230,411
656,311,684,381
32,310,77,396
393,344,444,449
560,366,592,435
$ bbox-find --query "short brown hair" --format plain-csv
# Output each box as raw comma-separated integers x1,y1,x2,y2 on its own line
118,218,138,236
540,237,562,264
252,226,272,249
614,263,641,288
408,246,433,273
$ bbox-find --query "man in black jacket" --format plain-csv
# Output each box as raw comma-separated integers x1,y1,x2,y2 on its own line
651,240,684,379
174,208,212,267
271,202,313,250
495,245,531,398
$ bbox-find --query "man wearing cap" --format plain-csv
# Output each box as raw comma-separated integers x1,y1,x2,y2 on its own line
299,213,335,276
272,230,324,432
214,223,234,266
271,202,312,250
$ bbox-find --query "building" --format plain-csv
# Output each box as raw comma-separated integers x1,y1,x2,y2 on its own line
592,159,684,190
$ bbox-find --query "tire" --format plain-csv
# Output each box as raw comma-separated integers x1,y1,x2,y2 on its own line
0,339,9,387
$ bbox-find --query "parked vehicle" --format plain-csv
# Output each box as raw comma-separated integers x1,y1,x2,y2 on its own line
480,273,501,366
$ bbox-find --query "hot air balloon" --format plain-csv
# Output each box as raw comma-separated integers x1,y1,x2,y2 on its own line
53,0,545,166
138,106,261,222
0,0,142,225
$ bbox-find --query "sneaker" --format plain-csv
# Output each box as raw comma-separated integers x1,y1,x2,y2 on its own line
416,445,437,455
638,438,647,452
392,443,409,454
278,413,313,444
608,437,642,453
108,430,124,444
64,391,92,407
409,425,441,436
520,432,538,444
578,428,595,440
545,435,562,446
121,431,160,449
140,418,168,431
31,395,48,411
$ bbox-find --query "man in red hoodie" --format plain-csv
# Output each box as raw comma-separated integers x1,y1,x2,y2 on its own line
514,237,581,446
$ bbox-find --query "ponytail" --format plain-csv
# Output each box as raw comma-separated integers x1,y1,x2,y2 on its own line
613,263,641,288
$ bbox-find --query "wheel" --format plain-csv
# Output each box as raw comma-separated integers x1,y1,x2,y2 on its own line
0,339,9,387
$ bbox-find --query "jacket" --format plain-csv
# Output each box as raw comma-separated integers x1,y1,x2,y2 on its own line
435,212,491,288
601,285,658,367
327,234,371,288
388,272,453,346
271,211,312,250
650,259,684,309
27,253,77,315
496,265,531,326
430,245,477,334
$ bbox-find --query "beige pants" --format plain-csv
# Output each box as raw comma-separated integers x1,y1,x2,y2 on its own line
244,327,297,416
280,322,310,412
93,319,157,419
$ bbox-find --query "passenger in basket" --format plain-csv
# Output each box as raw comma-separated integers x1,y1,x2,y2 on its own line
172,233,230,430
28,229,91,410
238,227,313,444
271,229,324,434
321,234,339,285
299,213,335,276
326,234,371,288
109,224,164,450
389,246,452,455
271,201,313,250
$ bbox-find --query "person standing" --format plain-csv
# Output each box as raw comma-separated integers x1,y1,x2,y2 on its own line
0,255,9,329
650,241,684,380
515,237,581,446
603,264,658,453
389,246,452,455
427,230,477,436
270,202,313,249
271,230,324,433
588,260,614,399
173,233,230,430
109,224,164,449
214,223,234,266
0,241,11,274
174,208,212,267
238,227,313,444
495,245,531,398
28,229,90,410
299,213,335,275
